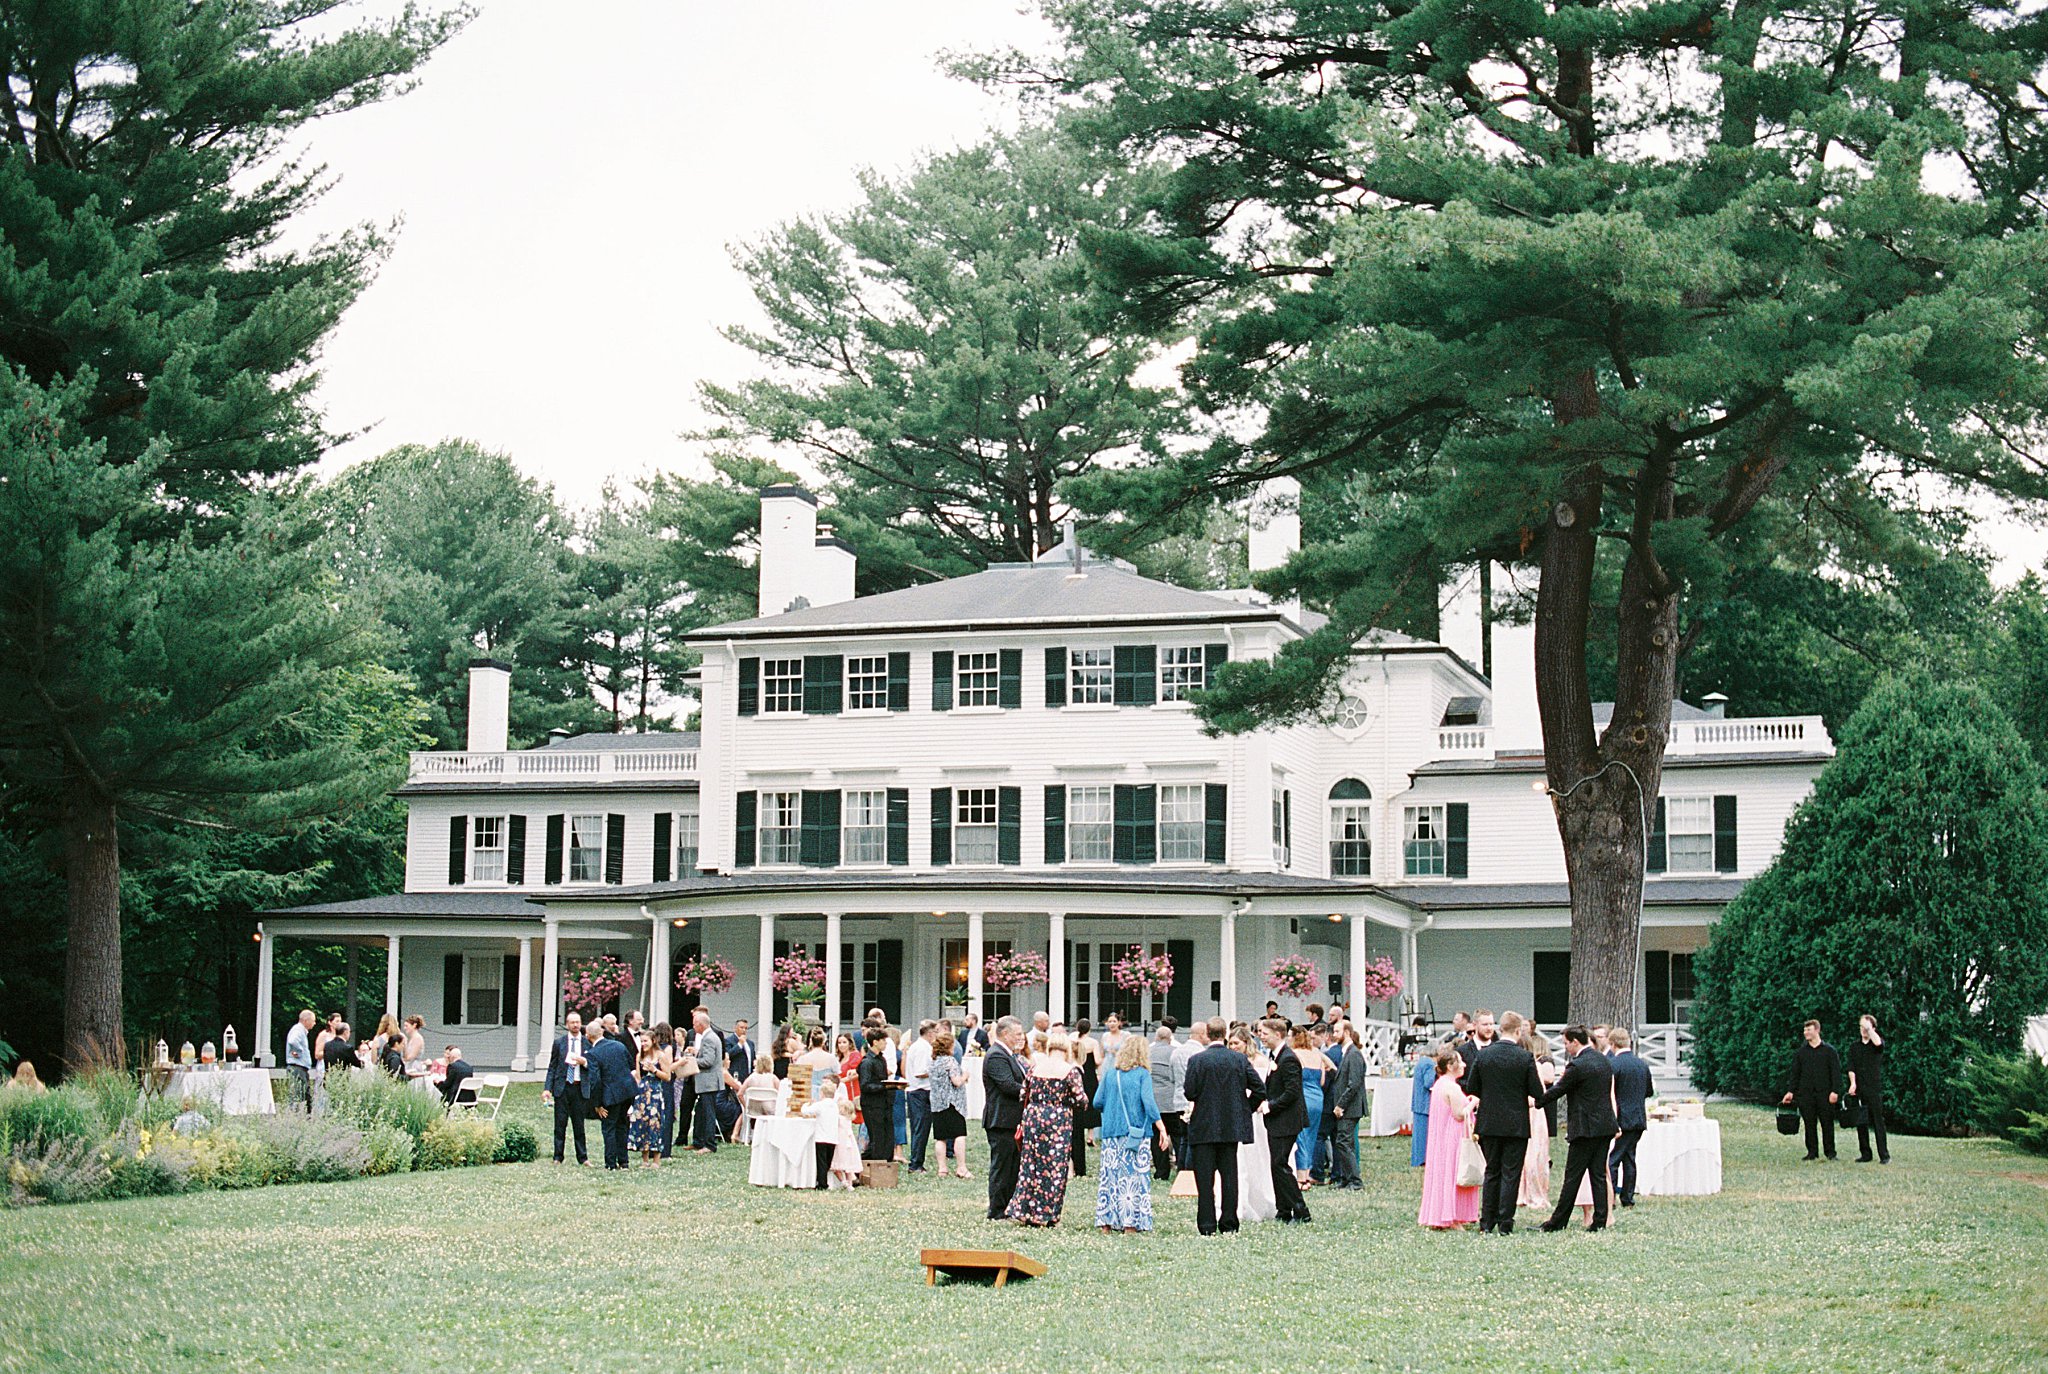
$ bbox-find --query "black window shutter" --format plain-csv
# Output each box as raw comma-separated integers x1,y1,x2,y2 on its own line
886,652,910,712
1647,798,1668,875
506,814,527,886
1113,645,1157,706
652,811,672,883
1714,795,1738,872
447,815,467,886
1644,950,1673,1022
1203,642,1228,686
886,788,909,865
501,953,520,1026
544,814,565,884
799,789,841,867
875,938,905,1025
997,786,1021,865
1204,783,1228,864
803,655,842,715
1114,784,1157,864
931,651,953,711
1166,939,1196,1026
1113,785,1135,862
604,814,626,884
1044,784,1067,864
1446,802,1469,878
737,657,759,716
442,953,463,1025
1134,783,1157,864
772,939,790,1024
930,787,952,866
1532,951,1571,1024
1044,647,1066,706
734,792,757,868
1281,790,1294,866
998,649,1022,709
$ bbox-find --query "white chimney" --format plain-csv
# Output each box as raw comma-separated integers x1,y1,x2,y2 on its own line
1439,564,1484,663
466,659,511,753
1248,475,1301,575
1490,623,1541,753
813,525,856,606
756,486,857,615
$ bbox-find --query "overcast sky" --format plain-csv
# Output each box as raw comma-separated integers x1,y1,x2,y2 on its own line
294,1,2047,580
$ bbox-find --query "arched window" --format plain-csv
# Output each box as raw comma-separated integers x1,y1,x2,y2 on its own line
1329,779,1372,875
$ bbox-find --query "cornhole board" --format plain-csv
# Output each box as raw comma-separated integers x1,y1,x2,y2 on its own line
1168,1169,1196,1198
919,1248,1046,1289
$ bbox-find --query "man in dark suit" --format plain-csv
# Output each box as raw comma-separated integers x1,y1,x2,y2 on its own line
1463,1010,1545,1234
1606,1026,1655,1206
1256,1018,1310,1223
438,1046,474,1108
586,1026,635,1169
1326,1023,1367,1189
1182,1016,1264,1235
543,1012,595,1164
981,1016,1027,1219
1781,1019,1842,1161
1539,1025,1617,1232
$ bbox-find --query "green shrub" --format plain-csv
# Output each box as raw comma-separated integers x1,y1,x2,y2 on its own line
362,1124,416,1176
73,1068,138,1136
232,1115,369,1184
0,1084,102,1155
186,1132,273,1190
6,1137,108,1206
326,1069,442,1145
493,1118,536,1164
416,1116,498,1171
1963,1051,2048,1155
101,1126,193,1200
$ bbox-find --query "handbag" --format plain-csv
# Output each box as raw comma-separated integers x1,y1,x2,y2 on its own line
1456,1131,1486,1188
1775,1105,1800,1136
1837,1096,1863,1128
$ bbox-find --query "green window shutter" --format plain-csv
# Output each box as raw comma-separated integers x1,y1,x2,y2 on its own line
998,648,1022,709
886,652,910,712
1135,784,1157,864
1203,642,1228,687
931,651,953,711
734,792,757,868
1043,785,1067,864
799,789,841,867
443,953,463,1025
652,811,672,883
1647,798,1667,875
737,657,759,716
874,939,905,1025
1445,802,1469,879
544,814,564,884
447,815,467,886
604,813,626,884
1114,784,1157,864
1044,647,1066,706
802,655,842,715
1204,783,1228,864
501,954,520,1026
997,786,1021,865
1644,950,1672,1023
886,788,909,865
1166,939,1195,1025
506,814,526,886
1532,951,1571,1024
929,787,951,866
1714,795,1738,872
1113,644,1157,705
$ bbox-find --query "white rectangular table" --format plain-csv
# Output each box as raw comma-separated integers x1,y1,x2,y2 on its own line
1364,1076,1414,1137
1635,1117,1722,1196
165,1066,276,1116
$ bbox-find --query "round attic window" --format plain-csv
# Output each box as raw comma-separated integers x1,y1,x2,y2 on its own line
1335,695,1369,732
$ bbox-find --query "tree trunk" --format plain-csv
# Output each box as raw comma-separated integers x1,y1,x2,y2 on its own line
61,777,123,1071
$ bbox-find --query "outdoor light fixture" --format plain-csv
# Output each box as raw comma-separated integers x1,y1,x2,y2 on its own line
251,932,262,942
672,918,688,929
1328,913,1343,923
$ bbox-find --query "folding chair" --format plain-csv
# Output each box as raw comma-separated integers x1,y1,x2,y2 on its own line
446,1076,479,1113
469,1072,509,1120
736,1083,780,1143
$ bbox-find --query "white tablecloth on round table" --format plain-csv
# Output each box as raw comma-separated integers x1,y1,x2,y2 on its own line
748,1115,820,1188
1364,1076,1414,1137
166,1067,275,1116
1636,1117,1721,1196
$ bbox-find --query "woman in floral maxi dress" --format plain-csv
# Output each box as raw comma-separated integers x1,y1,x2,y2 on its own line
1006,1034,1089,1227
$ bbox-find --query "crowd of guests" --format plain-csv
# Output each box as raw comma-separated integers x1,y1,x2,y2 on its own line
280,1008,474,1110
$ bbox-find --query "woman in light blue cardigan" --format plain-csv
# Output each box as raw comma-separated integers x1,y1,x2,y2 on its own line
1409,1044,1438,1167
1092,1034,1167,1233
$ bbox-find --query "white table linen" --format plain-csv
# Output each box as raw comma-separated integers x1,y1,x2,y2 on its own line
165,1066,275,1116
748,1116,819,1187
1364,1076,1414,1137
1635,1117,1722,1196
962,1054,985,1122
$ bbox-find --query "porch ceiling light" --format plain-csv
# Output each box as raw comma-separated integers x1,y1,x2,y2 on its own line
1328,913,1343,923
671,918,688,928
251,932,263,942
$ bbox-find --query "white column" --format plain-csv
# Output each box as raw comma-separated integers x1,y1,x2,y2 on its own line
1402,925,1419,1014
1219,908,1238,1022
540,919,561,1044
649,915,670,1027
1349,910,1369,1021
384,933,401,1018
967,910,985,1020
824,911,843,1034
757,912,776,1037
254,924,275,1068
512,937,534,1071
1046,911,1066,1025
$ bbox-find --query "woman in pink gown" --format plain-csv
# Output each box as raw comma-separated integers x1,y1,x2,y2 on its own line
1417,1044,1479,1229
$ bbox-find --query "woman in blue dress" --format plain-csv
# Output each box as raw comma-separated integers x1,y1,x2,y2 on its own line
1291,1027,1328,1185
1409,1045,1438,1166
1092,1033,1166,1233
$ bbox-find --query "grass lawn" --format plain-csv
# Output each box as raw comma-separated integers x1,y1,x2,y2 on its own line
1,1087,2043,1373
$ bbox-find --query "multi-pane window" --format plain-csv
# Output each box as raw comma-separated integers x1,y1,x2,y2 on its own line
1271,788,1292,867
1403,805,1446,877
1159,646,1206,702
846,655,889,711
761,658,804,714
1329,803,1372,875
1067,785,1112,862
758,791,801,865
956,651,1000,707
569,814,605,882
470,816,506,882
1159,784,1205,861
843,789,888,864
463,954,502,1026
955,788,999,864
1069,647,1113,704
1664,796,1715,873
674,812,700,874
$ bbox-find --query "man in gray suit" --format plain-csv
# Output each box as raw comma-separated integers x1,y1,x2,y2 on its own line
688,1009,723,1152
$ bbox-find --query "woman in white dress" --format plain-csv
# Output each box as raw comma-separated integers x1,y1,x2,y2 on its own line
1517,1028,1557,1210
1228,1026,1278,1224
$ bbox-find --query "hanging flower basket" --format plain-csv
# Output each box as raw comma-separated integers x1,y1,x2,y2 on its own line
673,955,737,996
562,954,636,1016
1266,954,1321,999
1110,946,1175,997
984,949,1049,992
1356,955,1404,1006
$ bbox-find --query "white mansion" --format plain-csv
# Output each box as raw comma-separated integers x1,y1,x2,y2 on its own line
257,486,1833,1084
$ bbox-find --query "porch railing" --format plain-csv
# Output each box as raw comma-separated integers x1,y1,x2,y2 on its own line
1530,1022,1695,1086
1428,716,1830,764
407,748,699,784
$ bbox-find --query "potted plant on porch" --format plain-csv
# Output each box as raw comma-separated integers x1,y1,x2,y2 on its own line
771,951,829,1032
941,978,969,1021
1354,955,1404,1020
1266,953,1322,1004
674,955,737,999
983,950,1048,1012
1110,947,1175,1022
562,953,636,1018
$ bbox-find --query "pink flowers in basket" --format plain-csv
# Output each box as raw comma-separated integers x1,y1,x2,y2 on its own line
1356,955,1404,1006
562,953,636,1015
1266,954,1321,998
984,949,1048,991
673,955,736,995
1110,946,1175,996
770,951,828,996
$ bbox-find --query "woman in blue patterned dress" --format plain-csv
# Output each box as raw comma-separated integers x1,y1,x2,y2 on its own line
1092,1032,1166,1233
628,1032,668,1163
1006,1033,1089,1227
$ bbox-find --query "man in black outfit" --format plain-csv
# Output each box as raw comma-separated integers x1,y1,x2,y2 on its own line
438,1045,474,1108
1539,1025,1617,1233
1462,1010,1545,1234
1848,1014,1889,1164
1182,1016,1264,1235
1256,1018,1311,1223
1606,1026,1655,1206
585,1026,635,1169
543,1012,594,1164
1781,1018,1842,1160
981,1016,1027,1219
